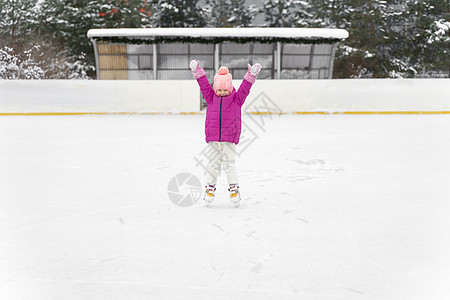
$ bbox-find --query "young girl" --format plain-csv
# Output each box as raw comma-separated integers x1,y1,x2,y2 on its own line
190,59,261,207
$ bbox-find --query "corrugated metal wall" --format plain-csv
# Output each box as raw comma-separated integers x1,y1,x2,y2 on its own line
220,42,273,79
127,44,154,80
95,42,335,80
157,43,215,80
281,44,332,79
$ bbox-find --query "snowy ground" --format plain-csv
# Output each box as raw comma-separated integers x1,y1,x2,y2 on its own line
1,114,449,300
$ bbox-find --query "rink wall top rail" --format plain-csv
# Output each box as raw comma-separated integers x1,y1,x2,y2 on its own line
86,28,349,40
0,79,449,115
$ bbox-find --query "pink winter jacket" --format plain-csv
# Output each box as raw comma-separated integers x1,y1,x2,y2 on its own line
196,71,254,144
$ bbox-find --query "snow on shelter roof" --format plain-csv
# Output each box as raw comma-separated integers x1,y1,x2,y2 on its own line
87,27,349,40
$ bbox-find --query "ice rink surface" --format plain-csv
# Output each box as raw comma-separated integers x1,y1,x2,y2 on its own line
1,114,449,299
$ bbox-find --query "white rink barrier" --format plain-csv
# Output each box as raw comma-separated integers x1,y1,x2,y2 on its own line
0,80,199,114
0,79,449,115
245,79,450,114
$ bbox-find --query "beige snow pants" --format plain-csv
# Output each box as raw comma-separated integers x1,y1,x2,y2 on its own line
205,141,238,185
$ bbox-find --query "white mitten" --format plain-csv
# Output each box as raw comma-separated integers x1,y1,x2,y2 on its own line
190,60,199,72
244,63,262,84
248,63,262,77
190,59,206,79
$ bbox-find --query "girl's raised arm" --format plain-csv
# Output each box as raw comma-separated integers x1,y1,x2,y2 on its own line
236,63,261,107
190,60,214,105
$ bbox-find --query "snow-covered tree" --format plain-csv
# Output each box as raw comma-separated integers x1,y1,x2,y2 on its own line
0,0,39,47
36,0,156,78
403,0,450,77
291,0,317,27
43,51,95,79
261,0,303,27
0,45,45,79
203,0,258,27
315,0,449,78
150,0,206,27
309,0,349,28
99,0,152,28
228,0,258,27
203,0,229,27
37,0,102,60
320,0,415,78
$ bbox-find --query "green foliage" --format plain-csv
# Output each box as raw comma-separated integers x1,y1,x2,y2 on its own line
204,0,258,27
99,0,152,28
150,0,206,27
262,0,299,27
0,0,39,48
296,0,450,78
1,0,449,78
37,0,102,66
403,0,450,76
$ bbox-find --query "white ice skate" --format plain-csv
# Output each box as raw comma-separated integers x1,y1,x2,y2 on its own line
228,184,241,207
203,184,216,207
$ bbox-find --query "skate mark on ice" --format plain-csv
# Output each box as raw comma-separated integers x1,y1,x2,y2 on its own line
293,159,326,166
295,217,309,223
289,175,314,182
156,165,170,170
319,167,344,173
308,247,319,274
291,159,345,173
282,209,292,215
246,231,262,241
211,223,224,232
211,266,225,282
251,262,264,273
345,287,365,295
98,256,122,264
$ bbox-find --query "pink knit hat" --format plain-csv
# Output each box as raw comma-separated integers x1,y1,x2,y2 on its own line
213,66,233,94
